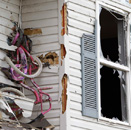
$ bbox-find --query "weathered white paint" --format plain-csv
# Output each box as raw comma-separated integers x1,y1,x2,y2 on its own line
67,0,131,130
22,0,60,129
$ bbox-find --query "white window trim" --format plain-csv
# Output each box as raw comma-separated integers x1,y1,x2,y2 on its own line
96,0,131,125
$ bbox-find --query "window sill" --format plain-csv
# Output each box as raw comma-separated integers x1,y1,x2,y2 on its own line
100,117,129,126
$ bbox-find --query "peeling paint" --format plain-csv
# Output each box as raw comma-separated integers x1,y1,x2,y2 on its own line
24,28,42,36
61,3,67,36
61,44,66,65
62,74,67,114
38,52,59,65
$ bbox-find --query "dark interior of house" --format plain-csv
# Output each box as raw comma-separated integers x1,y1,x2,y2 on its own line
100,8,127,121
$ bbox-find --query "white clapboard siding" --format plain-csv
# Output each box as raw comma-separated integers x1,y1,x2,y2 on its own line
68,10,95,26
68,18,94,33
0,0,19,13
69,43,81,54
22,0,56,6
0,0,19,86
68,26,93,37
67,0,131,130
0,17,14,29
32,43,60,53
0,25,12,36
22,0,60,129
22,1,57,13
68,0,96,128
0,8,18,22
68,0,95,129
22,10,58,22
67,2,95,18
31,35,58,45
68,0,95,10
22,18,58,29
2,0,20,6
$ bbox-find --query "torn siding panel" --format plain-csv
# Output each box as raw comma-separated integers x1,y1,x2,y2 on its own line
22,0,60,129
0,0,20,86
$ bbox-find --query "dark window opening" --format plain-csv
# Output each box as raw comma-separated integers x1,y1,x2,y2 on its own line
100,8,127,122
100,66,127,121
100,8,127,65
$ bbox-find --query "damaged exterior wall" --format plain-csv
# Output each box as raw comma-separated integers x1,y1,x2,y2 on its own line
22,0,60,129
67,0,131,130
0,0,20,86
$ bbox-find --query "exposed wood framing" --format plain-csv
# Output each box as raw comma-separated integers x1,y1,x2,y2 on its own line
24,28,42,36
62,74,67,114
61,3,67,36
61,44,66,65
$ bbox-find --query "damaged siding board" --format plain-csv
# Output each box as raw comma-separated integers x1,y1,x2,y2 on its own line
0,0,20,86
22,0,60,129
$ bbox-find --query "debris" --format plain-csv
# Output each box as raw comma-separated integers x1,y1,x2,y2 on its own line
20,114,54,130
38,52,59,65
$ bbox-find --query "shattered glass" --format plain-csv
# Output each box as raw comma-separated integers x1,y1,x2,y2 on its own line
100,8,127,66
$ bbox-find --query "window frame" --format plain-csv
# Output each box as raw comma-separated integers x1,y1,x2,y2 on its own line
96,1,131,125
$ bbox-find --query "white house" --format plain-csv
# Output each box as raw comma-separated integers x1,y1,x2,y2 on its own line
0,0,131,130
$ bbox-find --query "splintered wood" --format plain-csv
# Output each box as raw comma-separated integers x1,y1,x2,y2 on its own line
62,74,67,114
61,44,66,65
24,28,42,36
38,52,59,65
61,3,67,36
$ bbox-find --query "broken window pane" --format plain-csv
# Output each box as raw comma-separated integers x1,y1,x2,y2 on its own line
100,8,127,65
100,65,127,122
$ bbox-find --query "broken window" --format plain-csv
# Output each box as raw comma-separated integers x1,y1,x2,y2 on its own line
100,8,128,122
100,66,127,121
100,8,127,65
